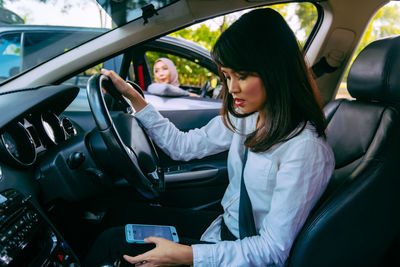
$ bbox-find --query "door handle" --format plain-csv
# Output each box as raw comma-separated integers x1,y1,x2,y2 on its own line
165,168,218,183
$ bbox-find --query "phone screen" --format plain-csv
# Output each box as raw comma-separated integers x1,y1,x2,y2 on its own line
125,224,179,243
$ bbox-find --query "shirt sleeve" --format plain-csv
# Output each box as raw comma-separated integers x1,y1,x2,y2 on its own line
147,83,189,96
134,104,233,161
192,139,334,267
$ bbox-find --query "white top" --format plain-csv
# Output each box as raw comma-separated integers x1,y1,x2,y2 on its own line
135,104,335,267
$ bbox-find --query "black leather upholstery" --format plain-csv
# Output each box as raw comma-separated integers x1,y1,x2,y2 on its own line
287,36,400,267
347,36,400,104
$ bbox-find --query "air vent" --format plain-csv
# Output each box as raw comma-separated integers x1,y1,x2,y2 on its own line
61,118,76,136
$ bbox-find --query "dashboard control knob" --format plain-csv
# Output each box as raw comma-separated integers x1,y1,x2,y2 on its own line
67,152,85,169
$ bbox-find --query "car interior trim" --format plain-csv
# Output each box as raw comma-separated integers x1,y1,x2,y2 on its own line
165,168,219,183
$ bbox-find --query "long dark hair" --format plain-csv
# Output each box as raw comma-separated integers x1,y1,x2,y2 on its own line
211,8,326,153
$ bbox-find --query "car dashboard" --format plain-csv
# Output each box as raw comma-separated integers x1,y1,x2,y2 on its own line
0,83,226,266
0,188,79,266
0,106,77,169
0,85,85,266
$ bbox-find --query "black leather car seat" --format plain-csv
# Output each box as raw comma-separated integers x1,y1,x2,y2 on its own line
287,36,400,267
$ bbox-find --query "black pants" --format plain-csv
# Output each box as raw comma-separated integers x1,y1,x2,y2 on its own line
84,203,220,266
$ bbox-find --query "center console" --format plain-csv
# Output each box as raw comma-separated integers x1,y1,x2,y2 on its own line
0,189,79,266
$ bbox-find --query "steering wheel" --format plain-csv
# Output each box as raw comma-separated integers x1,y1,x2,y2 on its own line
86,74,164,199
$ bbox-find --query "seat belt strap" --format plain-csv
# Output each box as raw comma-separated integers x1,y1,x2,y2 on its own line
239,147,257,239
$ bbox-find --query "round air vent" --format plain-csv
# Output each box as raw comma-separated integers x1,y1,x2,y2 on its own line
61,117,77,136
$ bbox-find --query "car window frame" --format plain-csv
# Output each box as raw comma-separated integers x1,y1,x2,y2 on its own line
129,38,219,97
302,3,324,53
65,1,324,111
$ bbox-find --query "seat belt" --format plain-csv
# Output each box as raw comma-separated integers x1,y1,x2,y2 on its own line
239,147,257,239
221,147,257,240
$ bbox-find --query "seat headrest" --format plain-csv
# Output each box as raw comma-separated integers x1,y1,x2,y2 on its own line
347,35,400,104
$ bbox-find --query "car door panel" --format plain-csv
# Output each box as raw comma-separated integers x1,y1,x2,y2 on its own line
160,151,228,210
157,108,228,209
64,106,228,210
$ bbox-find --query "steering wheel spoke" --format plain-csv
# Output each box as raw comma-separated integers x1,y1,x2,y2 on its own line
87,74,165,199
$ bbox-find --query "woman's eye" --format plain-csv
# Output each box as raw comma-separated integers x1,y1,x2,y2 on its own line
238,74,248,80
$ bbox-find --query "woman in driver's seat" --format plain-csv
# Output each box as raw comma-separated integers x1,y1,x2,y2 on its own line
85,8,334,267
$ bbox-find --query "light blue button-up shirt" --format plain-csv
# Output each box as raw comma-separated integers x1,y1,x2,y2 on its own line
135,104,334,267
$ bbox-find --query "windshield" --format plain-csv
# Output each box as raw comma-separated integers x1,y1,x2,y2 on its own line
0,0,177,84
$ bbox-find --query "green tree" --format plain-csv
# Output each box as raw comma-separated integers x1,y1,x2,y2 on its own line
169,21,226,50
165,21,223,85
343,3,400,81
295,3,317,39
355,5,400,56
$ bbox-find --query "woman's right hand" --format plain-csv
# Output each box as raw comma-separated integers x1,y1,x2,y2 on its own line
101,68,148,112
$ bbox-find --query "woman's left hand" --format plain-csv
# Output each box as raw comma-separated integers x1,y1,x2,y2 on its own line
123,237,193,266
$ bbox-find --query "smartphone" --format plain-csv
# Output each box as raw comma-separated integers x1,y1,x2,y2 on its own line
125,224,179,243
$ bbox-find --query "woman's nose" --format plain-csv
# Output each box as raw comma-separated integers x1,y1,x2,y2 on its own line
228,79,240,94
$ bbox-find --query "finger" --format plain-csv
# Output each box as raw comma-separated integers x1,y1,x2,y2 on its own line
144,236,160,244
104,69,118,81
101,69,120,84
101,68,110,75
107,71,126,87
123,254,146,264
103,70,124,88
134,261,150,267
101,69,117,82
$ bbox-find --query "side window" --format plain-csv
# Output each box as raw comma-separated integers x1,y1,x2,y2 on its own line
145,51,220,98
269,2,318,46
337,2,400,99
65,2,319,111
0,33,21,81
169,3,318,51
156,2,318,99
